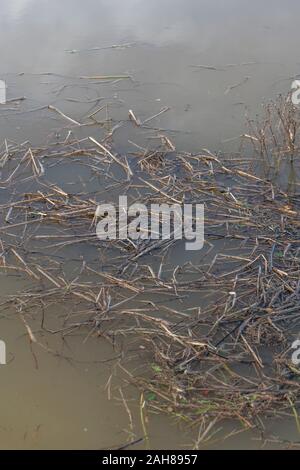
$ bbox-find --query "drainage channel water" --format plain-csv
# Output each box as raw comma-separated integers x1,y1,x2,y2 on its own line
0,0,299,450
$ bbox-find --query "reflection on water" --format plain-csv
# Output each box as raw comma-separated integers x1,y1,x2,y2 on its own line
0,80,6,104
0,0,299,449
1,0,300,151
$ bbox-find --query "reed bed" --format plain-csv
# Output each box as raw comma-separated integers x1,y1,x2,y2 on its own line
0,95,299,445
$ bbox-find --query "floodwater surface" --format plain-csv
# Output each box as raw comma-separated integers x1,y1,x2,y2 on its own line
0,0,299,449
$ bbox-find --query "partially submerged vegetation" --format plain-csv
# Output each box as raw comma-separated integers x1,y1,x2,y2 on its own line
0,95,299,447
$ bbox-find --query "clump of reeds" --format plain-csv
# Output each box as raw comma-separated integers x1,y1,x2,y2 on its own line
242,94,300,191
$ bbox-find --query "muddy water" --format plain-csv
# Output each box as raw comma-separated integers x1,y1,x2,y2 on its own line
0,0,299,449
